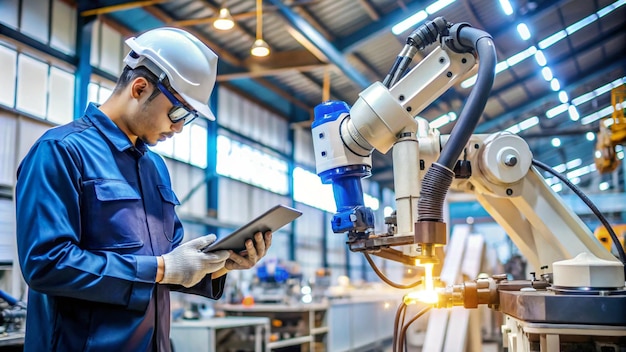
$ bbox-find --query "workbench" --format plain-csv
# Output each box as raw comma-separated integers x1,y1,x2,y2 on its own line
218,302,329,351
218,294,402,352
170,316,270,352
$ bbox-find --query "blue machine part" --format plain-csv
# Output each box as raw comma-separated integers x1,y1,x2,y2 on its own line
314,101,375,234
257,265,290,283
312,100,351,128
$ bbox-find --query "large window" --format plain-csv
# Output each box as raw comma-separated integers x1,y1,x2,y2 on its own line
0,44,17,107
0,42,75,124
216,135,288,195
293,167,335,212
151,121,208,169
293,166,380,212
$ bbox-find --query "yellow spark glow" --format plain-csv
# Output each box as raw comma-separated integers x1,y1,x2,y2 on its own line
403,263,439,305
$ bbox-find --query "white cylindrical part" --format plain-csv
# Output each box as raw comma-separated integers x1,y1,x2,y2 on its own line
393,136,421,236
553,252,625,288
312,113,372,174
350,82,416,154
480,133,533,185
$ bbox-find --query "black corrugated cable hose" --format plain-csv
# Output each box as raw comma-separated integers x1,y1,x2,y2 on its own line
418,24,496,222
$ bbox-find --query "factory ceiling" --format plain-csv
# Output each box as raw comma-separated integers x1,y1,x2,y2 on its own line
75,0,626,192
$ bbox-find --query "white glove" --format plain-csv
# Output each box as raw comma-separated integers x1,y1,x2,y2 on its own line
160,235,229,288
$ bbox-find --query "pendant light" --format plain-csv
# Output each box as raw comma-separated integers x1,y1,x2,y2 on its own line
213,6,235,31
250,0,270,57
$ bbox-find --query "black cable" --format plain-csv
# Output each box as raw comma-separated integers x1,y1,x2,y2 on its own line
437,27,496,170
384,17,449,88
383,56,403,87
418,25,496,223
532,159,626,267
392,302,407,352
399,306,432,351
387,56,414,87
363,252,422,289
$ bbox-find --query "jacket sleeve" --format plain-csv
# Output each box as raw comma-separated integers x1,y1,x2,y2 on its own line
167,218,228,299
169,273,228,299
16,139,156,312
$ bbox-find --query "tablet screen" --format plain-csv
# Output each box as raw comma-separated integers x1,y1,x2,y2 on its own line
202,204,302,253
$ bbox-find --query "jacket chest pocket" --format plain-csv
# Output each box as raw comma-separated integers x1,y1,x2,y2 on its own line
81,180,145,251
157,185,180,241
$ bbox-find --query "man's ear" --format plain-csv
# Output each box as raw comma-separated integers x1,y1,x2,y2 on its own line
130,77,151,100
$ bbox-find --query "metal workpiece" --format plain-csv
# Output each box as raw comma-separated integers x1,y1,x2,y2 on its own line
498,289,626,326
436,276,500,309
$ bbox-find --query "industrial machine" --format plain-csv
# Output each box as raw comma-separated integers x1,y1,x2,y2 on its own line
595,85,626,173
311,17,626,352
251,258,303,304
0,290,26,346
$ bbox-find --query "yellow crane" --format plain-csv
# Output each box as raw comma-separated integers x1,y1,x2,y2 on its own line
595,85,626,173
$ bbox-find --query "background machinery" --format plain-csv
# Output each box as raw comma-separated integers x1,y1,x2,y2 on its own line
595,85,626,173
311,17,626,352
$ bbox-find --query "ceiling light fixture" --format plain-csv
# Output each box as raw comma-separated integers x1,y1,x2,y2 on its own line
516,23,531,40
391,0,455,35
213,7,235,31
251,0,270,57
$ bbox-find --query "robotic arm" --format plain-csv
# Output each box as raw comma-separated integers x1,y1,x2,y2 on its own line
312,18,479,258
312,17,626,352
312,16,625,296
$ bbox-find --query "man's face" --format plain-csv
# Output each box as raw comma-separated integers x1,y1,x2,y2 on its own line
130,81,186,146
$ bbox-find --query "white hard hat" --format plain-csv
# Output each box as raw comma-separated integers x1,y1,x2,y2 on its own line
124,27,218,121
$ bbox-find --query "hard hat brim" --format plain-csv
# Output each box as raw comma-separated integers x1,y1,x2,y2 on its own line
183,93,216,121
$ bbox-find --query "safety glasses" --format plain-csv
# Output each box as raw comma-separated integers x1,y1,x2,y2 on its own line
156,79,198,125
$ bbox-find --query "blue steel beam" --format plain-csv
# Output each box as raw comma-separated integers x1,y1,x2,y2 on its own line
74,15,96,119
266,0,371,90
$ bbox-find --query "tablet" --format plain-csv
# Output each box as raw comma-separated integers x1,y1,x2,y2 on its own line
202,204,302,253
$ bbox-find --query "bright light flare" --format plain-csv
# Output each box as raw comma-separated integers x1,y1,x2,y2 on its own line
404,263,439,304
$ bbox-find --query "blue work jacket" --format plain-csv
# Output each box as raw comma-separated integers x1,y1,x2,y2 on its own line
15,103,226,351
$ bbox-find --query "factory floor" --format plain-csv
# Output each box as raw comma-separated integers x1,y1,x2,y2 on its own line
383,341,501,351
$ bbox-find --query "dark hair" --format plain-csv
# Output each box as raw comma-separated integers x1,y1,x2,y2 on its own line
113,66,161,102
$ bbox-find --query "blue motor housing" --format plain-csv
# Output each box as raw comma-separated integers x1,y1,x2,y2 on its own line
314,101,375,235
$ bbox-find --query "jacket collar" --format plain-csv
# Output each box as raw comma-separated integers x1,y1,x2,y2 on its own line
83,103,148,154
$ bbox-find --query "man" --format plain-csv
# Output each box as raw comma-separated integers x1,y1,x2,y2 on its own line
15,27,271,351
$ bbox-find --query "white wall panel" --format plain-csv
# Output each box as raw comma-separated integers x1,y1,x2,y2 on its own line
295,204,323,275
16,54,48,118
165,159,207,218
47,67,75,124
218,177,291,224
0,113,18,186
294,127,315,166
21,0,49,43
99,23,123,76
0,44,17,107
0,0,19,29
0,112,54,185
265,231,289,262
0,199,15,263
217,87,290,154
90,19,101,68
50,0,76,54
17,118,51,163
